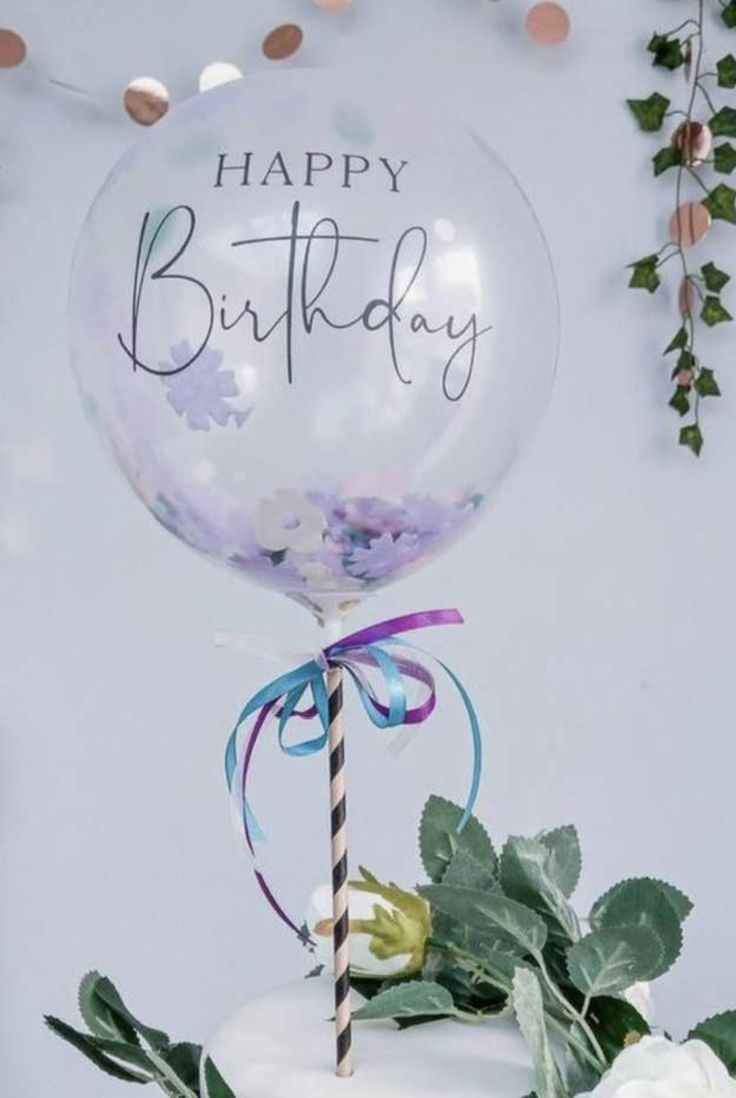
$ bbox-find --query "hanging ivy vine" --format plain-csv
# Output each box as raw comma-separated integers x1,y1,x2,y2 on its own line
627,0,736,457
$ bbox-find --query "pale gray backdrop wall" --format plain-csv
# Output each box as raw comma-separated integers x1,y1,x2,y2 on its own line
2,1,735,1094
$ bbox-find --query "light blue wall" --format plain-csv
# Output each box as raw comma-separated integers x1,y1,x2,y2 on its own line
1,1,734,1094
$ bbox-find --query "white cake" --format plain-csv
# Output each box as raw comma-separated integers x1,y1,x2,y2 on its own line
202,977,534,1097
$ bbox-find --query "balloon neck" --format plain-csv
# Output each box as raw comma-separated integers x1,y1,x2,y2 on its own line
288,591,364,633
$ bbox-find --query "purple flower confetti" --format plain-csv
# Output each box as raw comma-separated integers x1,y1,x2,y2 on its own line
160,341,252,432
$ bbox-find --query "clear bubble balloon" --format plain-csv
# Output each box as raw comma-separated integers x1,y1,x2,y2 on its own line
69,72,558,611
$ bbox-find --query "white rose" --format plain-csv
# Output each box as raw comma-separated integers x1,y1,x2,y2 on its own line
581,1036,736,1098
623,982,655,1025
305,868,431,979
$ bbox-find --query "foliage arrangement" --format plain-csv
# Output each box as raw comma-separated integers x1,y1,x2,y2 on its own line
627,0,736,456
45,972,234,1098
47,796,736,1098
344,795,736,1098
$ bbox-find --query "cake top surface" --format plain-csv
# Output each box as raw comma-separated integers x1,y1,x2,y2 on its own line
203,976,534,1098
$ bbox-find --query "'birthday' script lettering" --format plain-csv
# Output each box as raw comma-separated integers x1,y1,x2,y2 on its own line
117,154,492,402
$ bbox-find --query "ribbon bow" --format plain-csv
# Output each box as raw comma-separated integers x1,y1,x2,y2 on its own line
224,608,482,943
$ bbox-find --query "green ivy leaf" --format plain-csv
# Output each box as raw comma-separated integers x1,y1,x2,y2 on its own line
702,261,731,292
714,143,736,174
688,1013,736,1075
648,33,685,70
537,825,581,898
419,796,496,883
724,1,736,30
680,423,704,456
710,107,736,137
704,183,736,224
500,836,580,941
512,968,567,1098
204,1056,239,1098
420,884,548,955
353,980,458,1022
589,878,684,978
695,368,721,397
628,255,661,293
567,927,663,997
664,327,689,354
678,350,696,371
718,54,736,88
670,387,691,417
627,93,670,133
653,146,682,176
701,296,733,326
45,1016,151,1084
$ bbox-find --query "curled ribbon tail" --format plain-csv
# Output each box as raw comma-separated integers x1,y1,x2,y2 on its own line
223,608,483,942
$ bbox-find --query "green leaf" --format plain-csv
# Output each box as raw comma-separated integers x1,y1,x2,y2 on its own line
670,387,691,417
664,327,689,355
648,33,685,70
421,884,548,955
204,1056,239,1098
702,262,731,293
443,847,498,890
627,93,670,133
590,878,684,976
512,968,566,1098
714,143,736,174
710,107,736,138
704,183,736,224
653,146,682,176
77,971,139,1045
678,350,696,371
567,927,664,997
702,296,733,326
537,826,582,898
588,997,650,1061
564,1030,602,1097
91,977,170,1051
718,54,736,88
470,945,534,996
45,1016,151,1084
680,423,704,456
419,796,496,883
353,980,458,1022
165,1042,202,1089
628,256,661,293
500,836,580,941
688,1012,736,1075
724,1,736,30
650,881,693,923
695,368,721,398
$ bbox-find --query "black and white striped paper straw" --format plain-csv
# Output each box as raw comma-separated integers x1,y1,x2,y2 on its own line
327,661,353,1077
